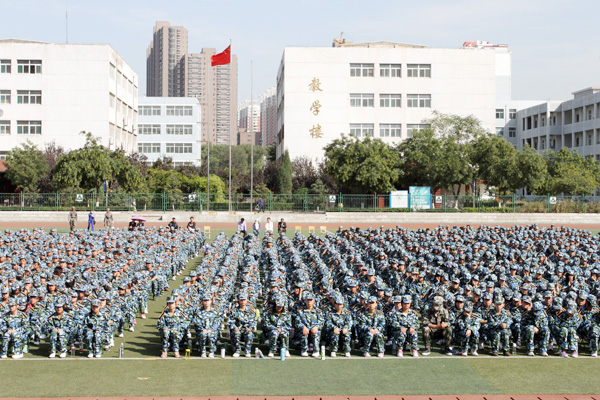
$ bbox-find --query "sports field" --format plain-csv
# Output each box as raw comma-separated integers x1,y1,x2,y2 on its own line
2,224,600,398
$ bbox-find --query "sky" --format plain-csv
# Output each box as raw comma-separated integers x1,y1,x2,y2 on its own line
2,0,599,103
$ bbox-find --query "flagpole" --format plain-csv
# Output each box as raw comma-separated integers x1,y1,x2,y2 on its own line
228,39,232,212
250,60,254,210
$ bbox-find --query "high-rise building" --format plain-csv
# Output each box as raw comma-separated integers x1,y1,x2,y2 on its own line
276,39,511,160
146,21,188,97
146,22,238,145
0,39,138,158
184,49,238,145
260,87,277,147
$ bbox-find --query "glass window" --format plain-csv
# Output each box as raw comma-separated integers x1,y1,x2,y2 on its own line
166,143,193,153
407,94,431,108
406,124,429,138
509,109,517,119
406,64,431,77
166,124,193,135
508,127,516,138
380,94,401,107
349,93,374,108
350,63,374,77
139,106,161,116
380,64,401,77
0,90,10,104
138,143,161,153
496,127,504,136
349,123,374,138
17,60,42,74
496,109,504,119
16,90,42,104
166,106,193,116
138,124,161,135
380,123,402,138
0,60,10,74
0,120,9,135
16,121,41,134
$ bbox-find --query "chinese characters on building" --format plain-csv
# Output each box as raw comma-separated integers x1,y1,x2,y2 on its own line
309,78,323,138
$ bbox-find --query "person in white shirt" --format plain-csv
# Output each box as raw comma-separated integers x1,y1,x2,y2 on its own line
265,217,274,234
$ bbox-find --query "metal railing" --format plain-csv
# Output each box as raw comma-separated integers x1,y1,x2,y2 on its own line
0,192,599,213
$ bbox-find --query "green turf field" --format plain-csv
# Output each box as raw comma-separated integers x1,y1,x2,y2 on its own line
2,226,600,397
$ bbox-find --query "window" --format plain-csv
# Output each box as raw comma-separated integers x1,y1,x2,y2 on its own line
139,124,161,135
350,93,374,108
588,133,593,146
166,124,193,135
0,152,6,160
407,94,431,108
166,106,193,116
380,123,401,138
0,60,10,74
496,109,504,119
406,64,431,77
349,123,374,138
16,90,42,104
0,90,10,104
166,143,193,153
380,94,401,107
496,127,504,136
508,127,516,138
109,93,115,108
0,121,9,135
139,105,161,116
406,124,429,138
138,143,161,153
16,121,41,135
509,109,517,119
350,63,374,77
379,64,401,77
17,60,41,74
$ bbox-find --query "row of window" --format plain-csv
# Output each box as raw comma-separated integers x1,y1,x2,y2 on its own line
0,120,41,135
349,93,431,108
0,90,42,104
0,59,42,74
138,143,193,154
349,123,429,138
138,124,194,135
496,108,517,119
350,63,431,78
139,105,194,116
496,127,516,138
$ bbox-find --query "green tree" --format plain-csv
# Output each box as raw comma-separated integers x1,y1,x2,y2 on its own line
324,136,401,193
276,150,293,193
4,141,49,192
538,148,600,195
471,133,519,194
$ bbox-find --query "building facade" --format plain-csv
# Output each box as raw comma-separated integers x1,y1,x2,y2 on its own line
0,39,138,159
238,100,260,145
137,97,201,167
146,22,238,146
515,88,600,159
276,40,511,161
146,21,188,97
260,86,277,147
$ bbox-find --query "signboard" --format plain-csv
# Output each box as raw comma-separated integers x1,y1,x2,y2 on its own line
549,196,557,205
409,186,431,210
435,195,443,204
75,194,84,203
188,194,197,203
390,191,409,208
328,195,336,203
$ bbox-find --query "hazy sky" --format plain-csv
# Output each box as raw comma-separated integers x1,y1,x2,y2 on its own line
2,0,599,103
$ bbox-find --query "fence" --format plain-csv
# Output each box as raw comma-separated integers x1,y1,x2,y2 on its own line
0,192,599,213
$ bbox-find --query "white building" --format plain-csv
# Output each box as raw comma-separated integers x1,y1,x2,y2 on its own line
238,100,260,136
276,40,511,160
0,39,138,159
515,87,600,159
137,97,201,167
495,100,545,147
260,86,277,147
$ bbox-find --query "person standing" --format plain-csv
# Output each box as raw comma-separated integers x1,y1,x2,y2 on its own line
68,207,77,232
103,208,114,230
265,217,274,235
257,197,265,212
87,211,95,232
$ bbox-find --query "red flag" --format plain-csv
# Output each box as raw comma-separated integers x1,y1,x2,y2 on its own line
211,45,231,66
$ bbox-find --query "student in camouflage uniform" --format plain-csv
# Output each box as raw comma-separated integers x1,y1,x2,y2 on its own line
558,305,582,357
228,292,257,357
521,301,550,356
358,296,385,357
422,296,453,355
194,295,220,357
295,292,323,357
83,299,106,358
388,295,419,357
486,297,512,356
47,301,73,358
0,298,29,359
264,296,292,357
324,294,353,357
454,302,481,356
157,297,185,358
